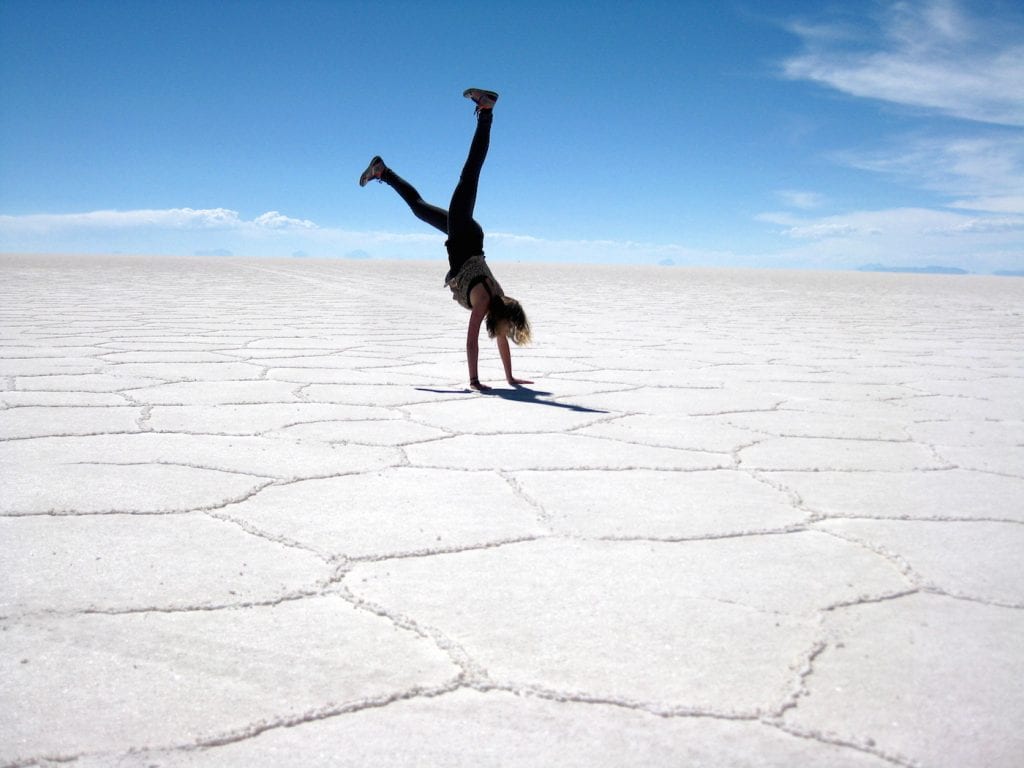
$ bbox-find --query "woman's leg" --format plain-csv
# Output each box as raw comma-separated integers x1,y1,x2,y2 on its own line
445,109,491,256
381,167,449,234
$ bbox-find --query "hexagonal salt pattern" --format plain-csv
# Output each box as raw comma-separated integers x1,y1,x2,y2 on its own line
2,255,1021,767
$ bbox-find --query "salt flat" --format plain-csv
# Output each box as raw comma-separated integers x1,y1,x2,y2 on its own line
1,254,1022,767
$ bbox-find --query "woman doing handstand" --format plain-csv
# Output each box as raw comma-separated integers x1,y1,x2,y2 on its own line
358,88,531,391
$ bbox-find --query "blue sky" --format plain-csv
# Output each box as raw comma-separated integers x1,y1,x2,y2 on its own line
1,0,1022,272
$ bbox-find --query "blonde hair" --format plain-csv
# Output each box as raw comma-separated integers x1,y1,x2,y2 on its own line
486,295,531,345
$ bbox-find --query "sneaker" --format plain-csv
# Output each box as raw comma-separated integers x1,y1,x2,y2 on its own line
463,88,499,113
358,155,385,187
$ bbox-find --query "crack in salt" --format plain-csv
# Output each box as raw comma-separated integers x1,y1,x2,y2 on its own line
764,719,920,767
2,590,325,623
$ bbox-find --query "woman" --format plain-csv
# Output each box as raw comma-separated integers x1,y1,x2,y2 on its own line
359,88,532,391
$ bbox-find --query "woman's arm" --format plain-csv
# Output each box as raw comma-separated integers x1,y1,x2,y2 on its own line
496,334,533,386
466,284,490,390
466,283,533,390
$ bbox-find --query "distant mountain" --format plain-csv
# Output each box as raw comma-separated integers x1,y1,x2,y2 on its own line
858,263,968,275
993,270,1024,277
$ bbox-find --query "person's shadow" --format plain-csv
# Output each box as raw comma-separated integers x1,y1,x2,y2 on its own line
414,385,608,414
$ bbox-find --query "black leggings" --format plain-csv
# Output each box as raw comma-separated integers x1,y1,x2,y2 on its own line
383,110,492,274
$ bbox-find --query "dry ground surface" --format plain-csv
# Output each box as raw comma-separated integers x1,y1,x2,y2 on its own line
2,254,1022,767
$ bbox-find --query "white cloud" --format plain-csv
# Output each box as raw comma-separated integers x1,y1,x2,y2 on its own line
774,1,1024,270
835,134,1024,207
2,204,1018,273
0,208,244,232
785,222,873,240
253,211,317,230
776,190,824,210
928,216,1024,234
761,206,1010,237
758,210,885,240
0,206,740,266
0,207,320,233
486,232,738,266
949,195,1024,214
0,207,331,260
783,0,1024,126
757,206,1024,272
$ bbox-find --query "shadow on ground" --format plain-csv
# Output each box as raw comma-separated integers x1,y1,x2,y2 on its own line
414,386,608,414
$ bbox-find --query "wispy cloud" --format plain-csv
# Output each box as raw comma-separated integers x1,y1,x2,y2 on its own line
783,0,1024,126
759,207,1024,240
757,206,1024,271
835,134,1024,212
927,215,1024,235
770,1,1024,269
487,232,739,266
776,190,824,210
252,211,317,230
0,207,738,266
3,202,1018,271
0,208,317,233
949,195,1024,214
